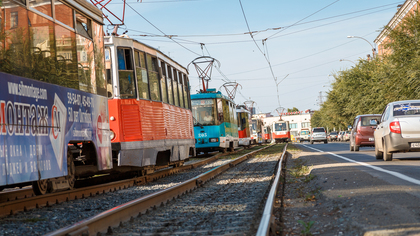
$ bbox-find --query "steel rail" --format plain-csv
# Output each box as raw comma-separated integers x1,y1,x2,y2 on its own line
256,143,288,236
45,145,272,236
0,151,230,217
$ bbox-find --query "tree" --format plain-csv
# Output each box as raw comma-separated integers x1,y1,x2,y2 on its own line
287,107,299,112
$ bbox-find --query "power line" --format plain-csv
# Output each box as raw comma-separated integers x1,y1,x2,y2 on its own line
238,0,279,106
266,0,341,40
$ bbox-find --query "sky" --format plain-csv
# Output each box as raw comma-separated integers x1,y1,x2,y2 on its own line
103,0,405,115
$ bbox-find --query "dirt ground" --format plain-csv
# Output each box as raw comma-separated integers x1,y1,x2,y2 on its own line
273,144,420,236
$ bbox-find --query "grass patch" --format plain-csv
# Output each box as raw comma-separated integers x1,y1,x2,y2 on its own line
298,220,315,236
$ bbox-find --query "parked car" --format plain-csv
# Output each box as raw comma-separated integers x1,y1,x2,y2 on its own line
342,131,351,141
349,114,381,151
310,127,328,144
328,131,338,141
374,100,420,161
337,131,344,141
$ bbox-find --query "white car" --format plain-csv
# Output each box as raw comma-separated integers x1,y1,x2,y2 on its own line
374,100,420,161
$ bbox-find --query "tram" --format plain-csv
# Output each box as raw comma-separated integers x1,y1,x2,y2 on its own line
191,89,239,153
236,105,251,147
0,0,112,194
262,125,272,143
250,116,263,144
105,35,195,172
271,120,291,143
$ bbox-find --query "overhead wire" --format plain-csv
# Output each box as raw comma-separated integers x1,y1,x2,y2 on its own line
238,0,279,108
265,0,341,40
125,2,402,38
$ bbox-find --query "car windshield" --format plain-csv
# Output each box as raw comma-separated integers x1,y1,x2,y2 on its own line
330,132,337,135
301,131,310,135
313,128,325,132
393,103,420,116
361,116,380,126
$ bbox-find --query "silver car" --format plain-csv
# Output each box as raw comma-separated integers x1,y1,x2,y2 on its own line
310,127,328,144
374,100,420,161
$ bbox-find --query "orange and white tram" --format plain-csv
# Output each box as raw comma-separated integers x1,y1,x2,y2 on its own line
105,35,195,172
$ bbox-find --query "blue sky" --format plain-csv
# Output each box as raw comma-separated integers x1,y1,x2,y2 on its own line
104,0,404,114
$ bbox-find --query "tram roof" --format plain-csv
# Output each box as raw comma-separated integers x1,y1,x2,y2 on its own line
190,90,234,104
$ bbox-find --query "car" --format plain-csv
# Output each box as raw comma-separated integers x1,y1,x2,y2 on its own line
299,129,311,143
342,131,351,141
310,127,328,144
374,100,420,161
328,131,338,141
337,131,344,141
349,114,381,151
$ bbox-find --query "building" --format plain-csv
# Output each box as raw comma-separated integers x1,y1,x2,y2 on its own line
374,0,419,56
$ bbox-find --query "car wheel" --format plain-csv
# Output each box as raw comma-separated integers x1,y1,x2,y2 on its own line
350,143,354,151
324,140,328,144
310,140,313,144
383,140,393,161
375,144,382,159
354,145,360,151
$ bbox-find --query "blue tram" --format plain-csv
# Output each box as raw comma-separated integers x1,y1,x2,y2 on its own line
191,89,239,153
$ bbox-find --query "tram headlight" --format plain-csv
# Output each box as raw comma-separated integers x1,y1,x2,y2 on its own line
110,130,116,140
210,138,219,143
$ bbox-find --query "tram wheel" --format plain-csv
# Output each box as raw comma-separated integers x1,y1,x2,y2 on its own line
32,179,49,195
67,151,76,190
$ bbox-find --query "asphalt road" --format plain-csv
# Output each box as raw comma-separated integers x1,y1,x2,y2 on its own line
299,141,420,197
283,141,420,235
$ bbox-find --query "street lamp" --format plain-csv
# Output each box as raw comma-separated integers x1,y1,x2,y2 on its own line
339,59,356,65
347,35,376,58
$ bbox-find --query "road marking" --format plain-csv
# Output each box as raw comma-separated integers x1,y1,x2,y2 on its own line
302,144,420,186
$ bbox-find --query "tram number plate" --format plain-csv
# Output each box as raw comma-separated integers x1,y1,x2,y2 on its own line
411,143,420,148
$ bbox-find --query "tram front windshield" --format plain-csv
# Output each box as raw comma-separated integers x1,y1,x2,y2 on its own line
274,122,288,131
192,99,217,125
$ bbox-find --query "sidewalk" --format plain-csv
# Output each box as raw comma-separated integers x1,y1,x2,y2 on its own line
274,144,420,236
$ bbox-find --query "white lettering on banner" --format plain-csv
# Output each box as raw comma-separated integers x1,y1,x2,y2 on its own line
0,100,48,137
7,81,48,102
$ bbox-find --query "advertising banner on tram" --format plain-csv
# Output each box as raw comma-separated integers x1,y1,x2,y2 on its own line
0,72,112,186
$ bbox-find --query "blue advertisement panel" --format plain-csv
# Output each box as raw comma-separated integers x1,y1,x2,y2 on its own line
0,72,112,186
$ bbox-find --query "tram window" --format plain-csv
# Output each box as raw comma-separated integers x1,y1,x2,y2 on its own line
166,65,174,105
134,50,149,99
223,101,230,123
29,0,52,17
54,0,73,28
217,99,224,123
55,24,78,90
117,48,136,98
191,99,217,126
173,69,179,106
178,72,184,108
147,54,161,101
92,20,106,96
77,34,96,93
230,103,235,125
75,12,91,39
159,60,168,103
183,74,189,109
233,104,238,126
105,48,113,97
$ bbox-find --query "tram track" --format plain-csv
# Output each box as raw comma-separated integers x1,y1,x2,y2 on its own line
0,145,265,235
37,144,283,236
